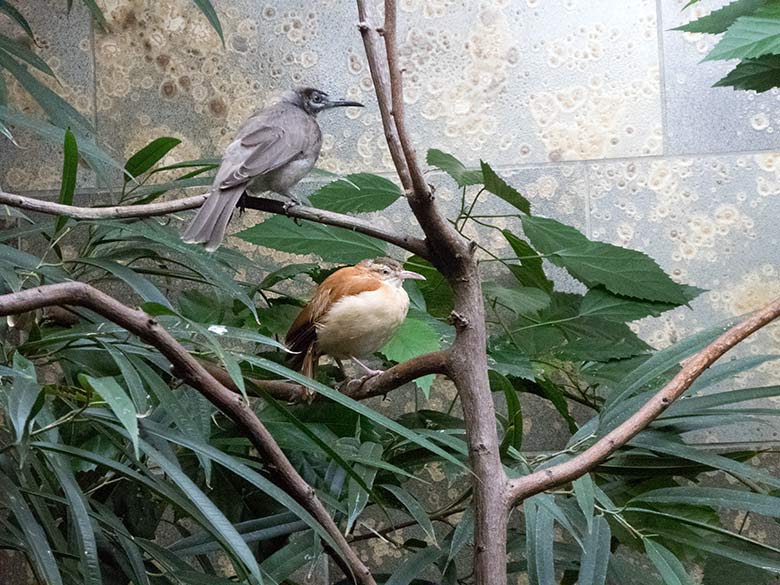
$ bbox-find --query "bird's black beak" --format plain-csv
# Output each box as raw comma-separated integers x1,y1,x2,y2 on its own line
325,98,364,109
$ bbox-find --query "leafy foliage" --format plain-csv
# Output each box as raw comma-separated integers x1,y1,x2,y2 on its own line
681,0,780,92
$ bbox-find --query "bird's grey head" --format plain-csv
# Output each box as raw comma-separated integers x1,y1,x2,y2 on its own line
358,257,426,288
284,87,364,116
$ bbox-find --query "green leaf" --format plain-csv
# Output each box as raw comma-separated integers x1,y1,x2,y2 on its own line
53,128,78,235
403,255,454,318
448,507,474,563
237,216,386,263
633,487,780,517
310,173,402,213
532,499,556,585
667,385,780,415
124,137,181,183
192,0,225,44
713,54,780,91
487,350,535,380
260,262,320,288
0,2,35,39
644,540,693,585
5,352,42,442
503,230,553,292
426,148,483,186
380,317,441,395
484,283,550,315
80,0,108,30
382,484,437,545
75,257,172,308
0,471,63,585
705,4,780,61
0,34,55,77
489,370,523,452
80,375,139,458
45,454,101,585
579,287,680,321
346,441,383,534
675,0,767,33
386,545,445,585
573,474,596,533
521,216,689,304
480,160,530,213
579,515,611,585
702,555,775,585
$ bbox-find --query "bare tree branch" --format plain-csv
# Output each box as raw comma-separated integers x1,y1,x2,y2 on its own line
506,297,780,505
201,350,449,402
0,282,377,585
0,190,430,259
358,2,509,583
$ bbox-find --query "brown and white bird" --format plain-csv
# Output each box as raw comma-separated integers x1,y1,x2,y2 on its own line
182,87,363,251
285,257,425,379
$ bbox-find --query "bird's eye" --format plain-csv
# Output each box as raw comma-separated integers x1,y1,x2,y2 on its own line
382,268,390,275
312,94,322,103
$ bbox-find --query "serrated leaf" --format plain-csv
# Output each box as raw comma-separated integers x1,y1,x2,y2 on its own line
80,375,139,458
503,230,553,292
260,262,320,288
580,287,679,321
124,137,181,182
644,540,693,585
713,54,780,91
54,128,78,235
237,216,386,263
426,148,483,186
310,173,402,213
484,283,550,315
521,216,689,304
380,317,441,396
676,0,767,34
480,160,530,213
579,515,611,585
487,350,535,380
705,4,780,61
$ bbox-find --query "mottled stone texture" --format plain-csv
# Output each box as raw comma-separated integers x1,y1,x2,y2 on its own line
2,0,780,582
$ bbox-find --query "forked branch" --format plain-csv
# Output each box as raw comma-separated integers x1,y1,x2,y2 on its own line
0,282,377,585
506,296,780,504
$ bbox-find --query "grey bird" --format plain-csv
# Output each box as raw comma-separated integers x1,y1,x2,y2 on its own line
182,87,363,251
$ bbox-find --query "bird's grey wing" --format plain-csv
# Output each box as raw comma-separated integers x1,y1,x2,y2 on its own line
218,110,310,189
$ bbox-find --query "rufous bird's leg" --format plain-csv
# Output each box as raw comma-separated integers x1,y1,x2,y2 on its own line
350,356,384,377
334,357,348,377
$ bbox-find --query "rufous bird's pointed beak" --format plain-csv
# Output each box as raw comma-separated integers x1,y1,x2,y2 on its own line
399,270,426,280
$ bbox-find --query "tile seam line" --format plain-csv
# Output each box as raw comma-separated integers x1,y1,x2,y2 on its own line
655,0,670,157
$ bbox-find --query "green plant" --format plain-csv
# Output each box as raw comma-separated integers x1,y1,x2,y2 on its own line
2,2,780,585
679,0,780,92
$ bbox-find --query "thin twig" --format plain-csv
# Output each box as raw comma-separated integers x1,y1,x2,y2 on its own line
506,297,780,504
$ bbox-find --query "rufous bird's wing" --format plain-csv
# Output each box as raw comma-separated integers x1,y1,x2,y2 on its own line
285,266,382,374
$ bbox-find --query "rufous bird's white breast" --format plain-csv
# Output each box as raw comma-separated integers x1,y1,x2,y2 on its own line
315,284,409,359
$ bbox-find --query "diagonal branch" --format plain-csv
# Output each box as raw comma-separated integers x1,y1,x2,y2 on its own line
201,350,450,402
0,282,377,585
506,296,780,504
0,190,430,259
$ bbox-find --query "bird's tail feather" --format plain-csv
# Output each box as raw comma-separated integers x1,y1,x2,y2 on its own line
301,346,319,379
182,187,244,251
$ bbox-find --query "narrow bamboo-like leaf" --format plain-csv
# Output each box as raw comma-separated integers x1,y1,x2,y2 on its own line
192,0,224,44
261,535,315,582
667,385,780,415
80,0,108,29
480,160,531,213
237,216,387,263
489,370,523,452
705,4,780,61
644,540,693,585
578,515,611,585
101,344,148,412
525,499,540,584
0,471,63,585
534,500,556,585
0,34,54,76
426,148,483,186
310,173,402,213
346,442,383,534
53,128,78,235
448,507,474,563
80,375,139,458
5,352,42,442
382,484,437,545
237,353,466,470
386,545,445,585
124,137,181,183
139,439,263,584
0,2,35,39
45,454,101,585
676,0,767,33
573,474,596,533
76,257,172,308
633,487,780,517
